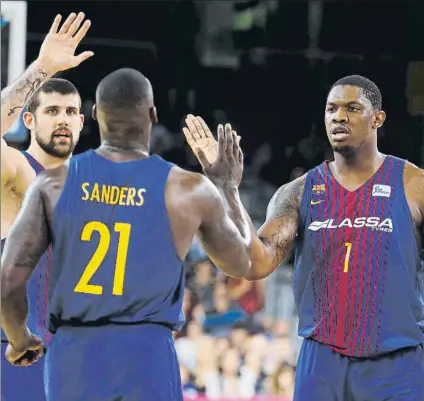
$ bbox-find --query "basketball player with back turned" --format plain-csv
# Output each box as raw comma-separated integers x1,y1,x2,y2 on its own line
1,68,252,401
183,75,424,401
1,12,92,401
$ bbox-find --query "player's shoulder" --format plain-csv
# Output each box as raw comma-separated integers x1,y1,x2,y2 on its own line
267,173,307,218
270,174,307,205
402,160,424,207
168,165,216,195
403,159,424,185
33,163,70,194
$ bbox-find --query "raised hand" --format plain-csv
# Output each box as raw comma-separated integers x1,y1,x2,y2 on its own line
37,12,94,74
183,115,243,188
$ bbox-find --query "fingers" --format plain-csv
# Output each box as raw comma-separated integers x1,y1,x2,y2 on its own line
49,14,62,34
237,135,243,164
185,115,201,143
217,124,225,156
182,127,197,150
73,51,95,66
197,117,213,139
73,19,91,43
67,12,86,37
58,13,77,35
224,124,233,158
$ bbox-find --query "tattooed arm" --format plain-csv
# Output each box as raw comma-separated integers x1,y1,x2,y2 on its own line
218,175,305,281
1,176,51,348
1,12,94,136
404,162,424,249
1,62,52,136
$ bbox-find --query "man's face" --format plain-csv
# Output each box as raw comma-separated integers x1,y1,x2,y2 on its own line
24,92,84,158
324,85,384,158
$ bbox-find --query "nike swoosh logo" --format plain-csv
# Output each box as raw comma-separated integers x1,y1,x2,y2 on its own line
310,200,324,205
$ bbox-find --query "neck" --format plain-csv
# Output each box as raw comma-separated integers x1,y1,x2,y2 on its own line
100,140,149,155
332,142,383,176
26,142,69,169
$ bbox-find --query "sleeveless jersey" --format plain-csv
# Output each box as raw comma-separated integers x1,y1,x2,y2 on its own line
48,150,185,332
294,155,424,358
1,152,52,345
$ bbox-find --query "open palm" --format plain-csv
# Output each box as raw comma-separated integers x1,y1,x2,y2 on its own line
183,115,244,188
38,12,93,74
183,114,219,165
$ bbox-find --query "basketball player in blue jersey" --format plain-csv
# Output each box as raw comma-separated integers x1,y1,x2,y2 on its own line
183,75,424,401
1,12,92,401
1,68,252,401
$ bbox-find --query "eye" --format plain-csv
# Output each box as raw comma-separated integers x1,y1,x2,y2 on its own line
348,105,360,112
67,109,78,115
47,109,58,115
326,107,336,113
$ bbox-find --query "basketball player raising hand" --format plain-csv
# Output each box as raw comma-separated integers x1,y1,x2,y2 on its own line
1,12,92,401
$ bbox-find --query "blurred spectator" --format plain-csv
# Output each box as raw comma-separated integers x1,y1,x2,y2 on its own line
270,362,296,398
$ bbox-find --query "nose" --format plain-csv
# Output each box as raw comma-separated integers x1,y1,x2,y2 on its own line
332,108,348,124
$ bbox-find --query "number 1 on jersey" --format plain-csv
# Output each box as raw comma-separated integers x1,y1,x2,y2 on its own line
74,221,131,296
344,242,352,273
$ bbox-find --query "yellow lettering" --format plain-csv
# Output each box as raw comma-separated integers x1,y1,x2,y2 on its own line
109,186,120,205
136,188,146,206
101,185,111,203
81,182,90,200
126,188,136,206
119,187,129,206
90,183,100,202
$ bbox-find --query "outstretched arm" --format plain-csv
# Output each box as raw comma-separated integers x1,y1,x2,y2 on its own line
195,174,252,279
1,12,93,136
218,176,305,280
1,177,51,348
183,115,305,280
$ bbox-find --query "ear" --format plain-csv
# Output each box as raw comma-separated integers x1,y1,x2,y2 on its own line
373,110,386,129
79,113,85,131
150,106,158,124
92,104,97,121
23,111,36,130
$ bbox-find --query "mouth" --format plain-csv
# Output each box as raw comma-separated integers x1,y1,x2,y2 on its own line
331,126,350,141
53,130,72,140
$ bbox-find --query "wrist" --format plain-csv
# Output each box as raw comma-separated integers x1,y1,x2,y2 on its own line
34,58,57,77
213,181,239,192
9,327,30,352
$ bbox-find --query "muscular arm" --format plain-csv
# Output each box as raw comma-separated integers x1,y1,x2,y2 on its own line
1,177,51,347
1,60,53,136
217,175,306,281
196,176,251,279
1,138,36,197
404,162,424,247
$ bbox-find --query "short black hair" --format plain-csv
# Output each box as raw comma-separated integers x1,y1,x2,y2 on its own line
27,78,80,114
96,68,153,109
330,75,382,110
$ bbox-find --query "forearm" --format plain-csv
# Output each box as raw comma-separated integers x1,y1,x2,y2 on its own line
1,60,54,136
216,185,253,249
215,185,277,280
1,281,29,348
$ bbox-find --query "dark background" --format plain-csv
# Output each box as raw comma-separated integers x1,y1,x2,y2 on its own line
20,1,424,185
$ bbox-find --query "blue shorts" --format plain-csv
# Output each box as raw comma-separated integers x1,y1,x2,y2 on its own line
1,342,46,401
295,338,424,401
44,323,183,401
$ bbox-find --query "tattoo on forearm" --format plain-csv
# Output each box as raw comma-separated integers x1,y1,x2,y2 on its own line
261,176,305,265
2,68,48,116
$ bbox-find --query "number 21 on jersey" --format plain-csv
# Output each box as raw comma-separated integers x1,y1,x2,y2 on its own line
74,221,131,296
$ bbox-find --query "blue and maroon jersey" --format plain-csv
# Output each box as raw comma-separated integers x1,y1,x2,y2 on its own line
294,155,424,357
1,152,52,345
